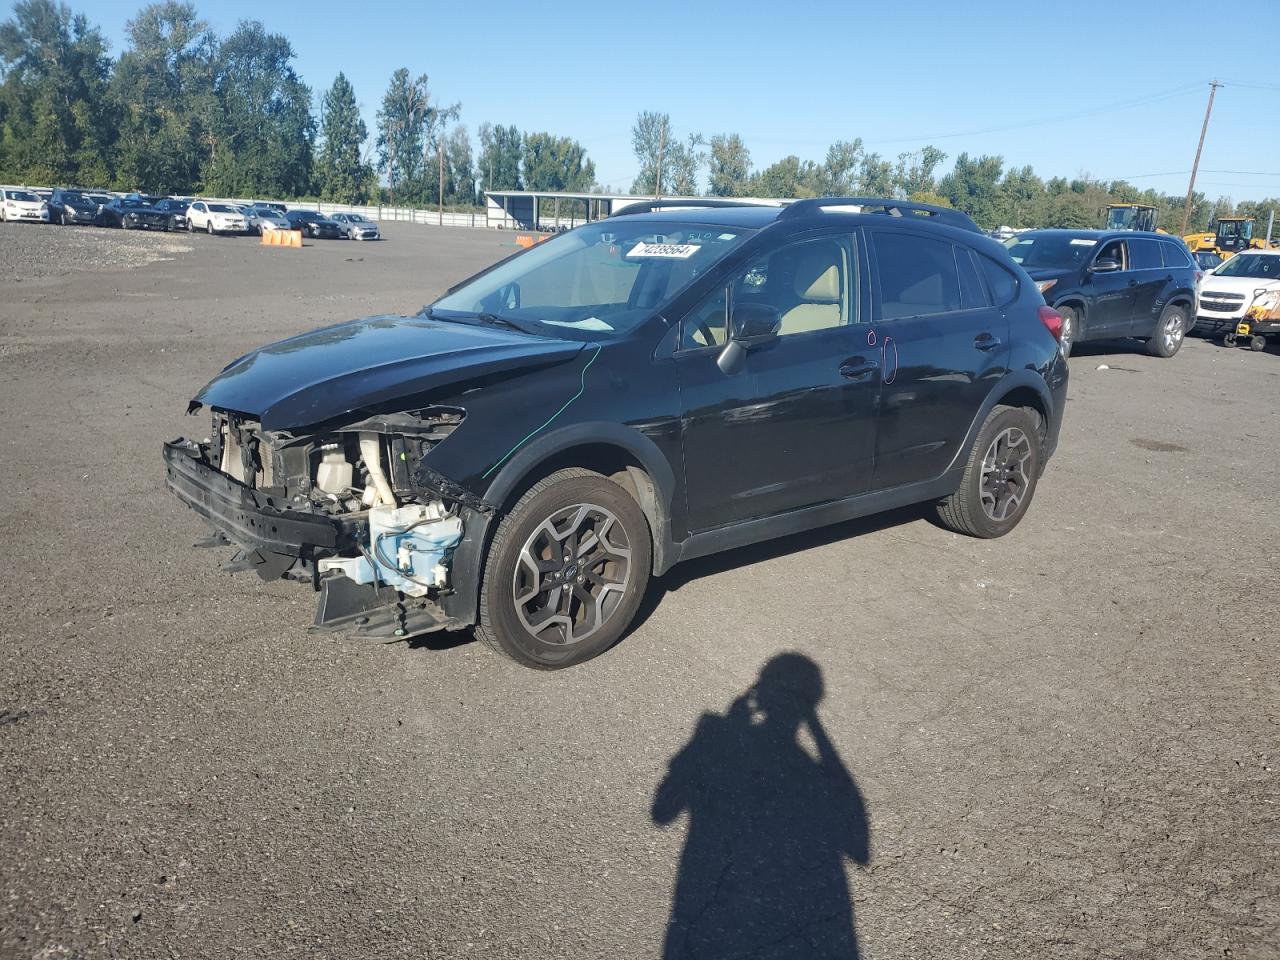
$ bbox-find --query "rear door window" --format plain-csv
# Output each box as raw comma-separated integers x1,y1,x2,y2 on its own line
1129,238,1163,270
872,232,961,319
978,255,1019,306
955,247,989,309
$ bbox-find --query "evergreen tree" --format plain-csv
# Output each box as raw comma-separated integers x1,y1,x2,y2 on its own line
317,72,370,202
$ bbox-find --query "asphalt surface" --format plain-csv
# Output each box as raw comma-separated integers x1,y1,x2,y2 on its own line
1,220,1277,960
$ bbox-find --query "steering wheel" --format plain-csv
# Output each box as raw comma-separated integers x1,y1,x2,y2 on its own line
696,320,717,347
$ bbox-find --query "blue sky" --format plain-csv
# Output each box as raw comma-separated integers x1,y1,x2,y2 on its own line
74,0,1280,200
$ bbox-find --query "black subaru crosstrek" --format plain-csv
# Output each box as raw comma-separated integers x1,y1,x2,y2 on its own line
1005,229,1199,358
163,198,1068,668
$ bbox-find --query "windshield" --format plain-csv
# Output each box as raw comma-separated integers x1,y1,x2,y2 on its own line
1106,208,1136,230
61,192,88,204
121,199,149,208
1005,234,1098,269
433,220,753,338
1213,254,1280,280
7,190,39,202
208,203,237,213
1216,220,1253,241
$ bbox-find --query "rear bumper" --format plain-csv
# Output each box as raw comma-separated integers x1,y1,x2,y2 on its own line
162,438,346,556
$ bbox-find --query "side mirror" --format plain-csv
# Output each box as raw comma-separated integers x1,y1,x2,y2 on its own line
718,303,781,374
730,302,781,344
1090,258,1121,273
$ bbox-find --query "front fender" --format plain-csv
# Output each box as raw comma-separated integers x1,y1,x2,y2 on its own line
440,420,681,628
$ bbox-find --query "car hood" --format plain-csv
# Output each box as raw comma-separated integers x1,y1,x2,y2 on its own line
194,314,584,430
1200,274,1280,296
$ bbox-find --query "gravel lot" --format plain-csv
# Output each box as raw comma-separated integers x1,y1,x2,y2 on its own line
1,219,1277,960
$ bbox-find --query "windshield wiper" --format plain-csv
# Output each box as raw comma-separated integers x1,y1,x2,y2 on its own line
473,312,526,332
421,305,528,333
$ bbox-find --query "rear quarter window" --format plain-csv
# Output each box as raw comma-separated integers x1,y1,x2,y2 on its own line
1160,242,1193,269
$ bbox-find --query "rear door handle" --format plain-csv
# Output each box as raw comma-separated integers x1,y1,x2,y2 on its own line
839,357,879,381
973,333,1002,352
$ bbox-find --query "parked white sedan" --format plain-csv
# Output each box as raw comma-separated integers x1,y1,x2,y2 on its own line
186,201,247,235
1,187,51,223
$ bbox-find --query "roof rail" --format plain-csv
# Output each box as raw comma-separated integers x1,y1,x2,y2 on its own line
609,198,780,217
778,197,981,233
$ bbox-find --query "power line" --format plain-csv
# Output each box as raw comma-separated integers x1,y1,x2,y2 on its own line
1106,169,1280,180
717,81,1208,149
860,83,1205,145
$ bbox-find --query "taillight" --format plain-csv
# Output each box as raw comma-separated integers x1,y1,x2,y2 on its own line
1038,305,1063,342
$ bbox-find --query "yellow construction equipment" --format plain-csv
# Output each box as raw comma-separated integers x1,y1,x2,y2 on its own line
1182,217,1272,259
1104,203,1159,232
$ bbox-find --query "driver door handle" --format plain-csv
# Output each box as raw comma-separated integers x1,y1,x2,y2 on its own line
973,333,1002,352
839,357,879,381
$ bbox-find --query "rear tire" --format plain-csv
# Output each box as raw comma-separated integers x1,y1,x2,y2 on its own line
1057,305,1079,358
1250,336,1267,352
476,468,652,669
1148,304,1187,358
935,406,1042,539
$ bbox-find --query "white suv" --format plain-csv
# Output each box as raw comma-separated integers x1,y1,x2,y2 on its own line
187,201,247,235
1195,250,1280,336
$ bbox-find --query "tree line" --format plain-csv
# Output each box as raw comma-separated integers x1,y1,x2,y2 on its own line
0,0,594,207
630,112,1277,234
1,1,1273,232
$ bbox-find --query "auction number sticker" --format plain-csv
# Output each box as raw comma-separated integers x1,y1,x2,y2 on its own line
627,242,700,259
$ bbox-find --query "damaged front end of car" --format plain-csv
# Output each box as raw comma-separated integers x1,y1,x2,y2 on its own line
164,405,494,640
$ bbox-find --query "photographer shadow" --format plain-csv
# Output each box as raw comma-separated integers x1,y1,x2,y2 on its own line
652,653,870,959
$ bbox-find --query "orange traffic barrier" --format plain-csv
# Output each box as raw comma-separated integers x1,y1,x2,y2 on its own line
261,229,303,248
514,233,551,249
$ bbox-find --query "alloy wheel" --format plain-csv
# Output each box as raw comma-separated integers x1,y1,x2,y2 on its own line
980,426,1032,522
1163,312,1184,353
512,502,632,646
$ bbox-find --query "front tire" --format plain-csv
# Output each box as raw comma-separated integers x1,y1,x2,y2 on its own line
1148,304,1187,358
476,468,652,669
206,220,214,235
935,406,1042,539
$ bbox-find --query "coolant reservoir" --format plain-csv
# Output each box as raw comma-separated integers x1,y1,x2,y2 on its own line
315,447,353,494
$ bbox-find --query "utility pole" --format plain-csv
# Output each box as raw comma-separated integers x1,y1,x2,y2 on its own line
655,122,666,199
1180,80,1221,236
438,135,445,226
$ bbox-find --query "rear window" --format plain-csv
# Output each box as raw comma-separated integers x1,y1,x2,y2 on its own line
873,232,961,318
1129,238,1163,270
